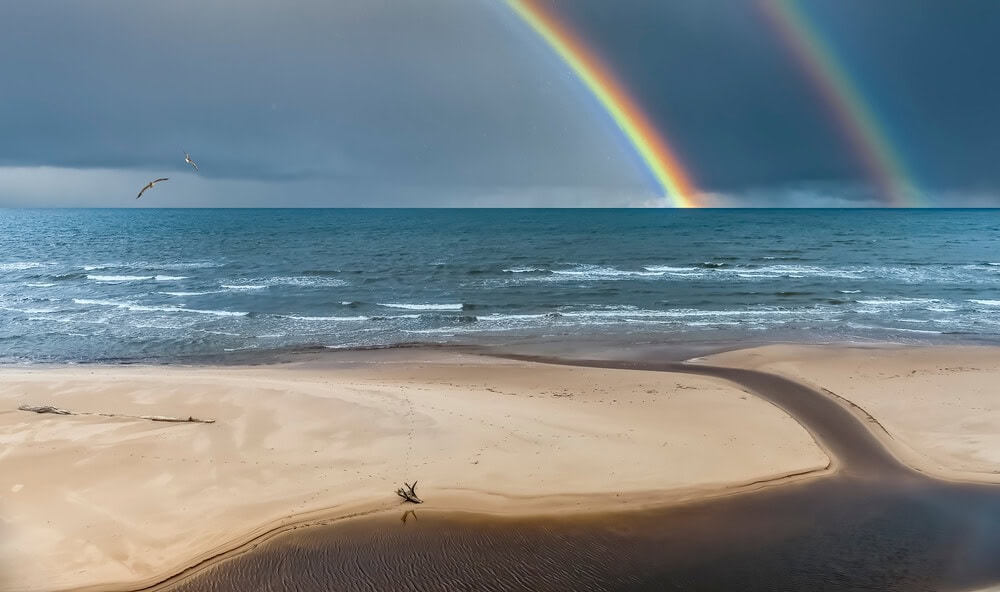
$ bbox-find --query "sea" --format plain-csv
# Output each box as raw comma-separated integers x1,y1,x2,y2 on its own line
0,208,998,364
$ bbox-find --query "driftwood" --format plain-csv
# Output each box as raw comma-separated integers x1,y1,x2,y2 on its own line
101,413,215,424
18,404,74,415
18,404,215,424
145,415,214,424
396,481,423,504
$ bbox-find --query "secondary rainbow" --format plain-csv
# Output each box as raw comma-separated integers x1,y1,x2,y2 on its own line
507,0,699,207
759,0,922,206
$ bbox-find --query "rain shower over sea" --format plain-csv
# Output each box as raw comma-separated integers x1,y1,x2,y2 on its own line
1,208,998,363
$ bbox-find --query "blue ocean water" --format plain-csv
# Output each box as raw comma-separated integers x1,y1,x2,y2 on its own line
0,208,998,363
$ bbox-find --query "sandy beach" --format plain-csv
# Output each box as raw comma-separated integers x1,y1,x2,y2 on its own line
7,342,1000,592
0,350,827,592
705,344,1000,482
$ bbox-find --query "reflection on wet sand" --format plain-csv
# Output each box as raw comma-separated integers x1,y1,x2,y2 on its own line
159,354,1000,592
169,476,1000,592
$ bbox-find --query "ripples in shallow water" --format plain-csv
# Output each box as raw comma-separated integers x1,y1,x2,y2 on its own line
169,476,1000,592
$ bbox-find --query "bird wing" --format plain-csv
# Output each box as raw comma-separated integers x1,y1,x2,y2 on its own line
136,179,167,199
188,160,199,171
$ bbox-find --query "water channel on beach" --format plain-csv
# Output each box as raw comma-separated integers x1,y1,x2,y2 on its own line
163,355,1000,592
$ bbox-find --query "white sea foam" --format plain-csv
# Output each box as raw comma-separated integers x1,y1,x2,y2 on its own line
161,291,212,297
837,290,863,294
642,265,697,272
25,283,56,288
155,261,223,269
857,298,941,306
271,276,348,287
508,263,878,283
2,306,58,315
503,267,546,273
73,298,245,316
711,265,866,279
88,275,152,282
88,273,188,282
378,303,464,311
481,313,551,321
222,277,346,290
559,307,801,319
85,261,221,271
287,315,369,321
24,307,63,314
175,307,246,317
553,265,663,278
970,299,1000,306
24,313,76,323
0,262,48,271
133,322,186,330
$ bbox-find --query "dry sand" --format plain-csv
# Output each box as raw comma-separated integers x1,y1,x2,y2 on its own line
0,351,827,592
704,344,1000,482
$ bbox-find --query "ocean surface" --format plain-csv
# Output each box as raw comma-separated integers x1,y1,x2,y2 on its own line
0,208,998,363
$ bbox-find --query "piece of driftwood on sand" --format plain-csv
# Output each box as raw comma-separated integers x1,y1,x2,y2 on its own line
396,481,423,504
18,404,215,424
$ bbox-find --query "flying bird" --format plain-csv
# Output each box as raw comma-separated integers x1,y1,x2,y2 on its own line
136,178,169,199
184,151,199,172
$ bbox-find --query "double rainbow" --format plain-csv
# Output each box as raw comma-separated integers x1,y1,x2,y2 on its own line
759,0,922,206
510,0,922,207
507,0,700,208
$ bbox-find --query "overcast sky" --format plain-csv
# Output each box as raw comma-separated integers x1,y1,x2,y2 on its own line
1,1,998,207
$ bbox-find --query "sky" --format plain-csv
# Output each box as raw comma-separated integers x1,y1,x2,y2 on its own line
0,0,998,207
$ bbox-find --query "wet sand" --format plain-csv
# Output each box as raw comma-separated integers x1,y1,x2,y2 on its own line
164,477,1000,592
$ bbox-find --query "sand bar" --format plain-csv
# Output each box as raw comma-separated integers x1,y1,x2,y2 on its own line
0,351,827,592
704,344,1000,482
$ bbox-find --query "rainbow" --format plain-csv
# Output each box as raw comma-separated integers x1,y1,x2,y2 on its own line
507,0,699,207
759,0,922,206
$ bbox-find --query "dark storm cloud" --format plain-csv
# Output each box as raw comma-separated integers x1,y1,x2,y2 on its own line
1,1,998,206
548,0,1000,199
0,0,643,197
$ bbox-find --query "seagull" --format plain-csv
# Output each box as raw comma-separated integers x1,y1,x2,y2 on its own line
136,178,169,199
184,151,199,172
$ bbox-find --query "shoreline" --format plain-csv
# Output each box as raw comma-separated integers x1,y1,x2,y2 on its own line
2,326,999,369
5,340,1000,591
